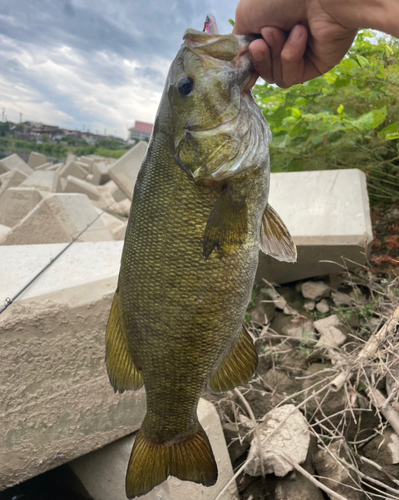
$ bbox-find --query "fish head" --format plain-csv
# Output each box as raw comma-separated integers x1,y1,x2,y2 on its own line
167,26,271,182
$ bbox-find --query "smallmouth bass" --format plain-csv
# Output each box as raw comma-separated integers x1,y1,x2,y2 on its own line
105,16,296,499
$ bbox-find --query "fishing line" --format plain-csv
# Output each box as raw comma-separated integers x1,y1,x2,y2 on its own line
0,201,116,315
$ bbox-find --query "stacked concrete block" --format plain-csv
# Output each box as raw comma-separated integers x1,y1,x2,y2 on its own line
28,152,47,169
256,169,373,284
66,153,76,163
0,187,43,227
46,162,64,172
69,398,239,500
108,141,147,199
101,180,127,202
79,156,94,171
20,170,62,193
59,160,88,180
0,154,33,176
0,193,114,245
0,170,28,198
63,176,102,201
94,208,126,240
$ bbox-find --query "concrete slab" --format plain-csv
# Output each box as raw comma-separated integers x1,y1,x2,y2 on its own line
46,162,64,172
0,187,43,227
108,141,147,199
69,398,239,500
0,193,114,245
79,156,94,171
0,277,146,491
63,175,101,201
101,180,128,202
0,154,33,176
255,169,373,284
28,152,47,169
20,170,62,192
0,241,123,301
111,221,127,240
93,208,126,239
59,160,87,180
0,170,28,198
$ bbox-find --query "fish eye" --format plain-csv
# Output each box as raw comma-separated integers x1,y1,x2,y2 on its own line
177,76,194,96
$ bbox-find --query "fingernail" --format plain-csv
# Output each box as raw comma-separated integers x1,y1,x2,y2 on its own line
290,25,303,43
250,49,264,62
261,28,275,47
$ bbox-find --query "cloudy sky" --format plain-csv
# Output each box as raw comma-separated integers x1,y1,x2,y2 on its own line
0,0,239,139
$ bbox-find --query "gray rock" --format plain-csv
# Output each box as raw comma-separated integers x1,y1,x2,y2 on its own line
301,281,330,301
223,423,252,464
331,290,353,306
314,442,366,500
315,299,330,314
315,325,346,348
249,294,276,325
313,314,341,335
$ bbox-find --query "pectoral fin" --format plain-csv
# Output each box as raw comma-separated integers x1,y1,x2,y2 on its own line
208,326,258,393
260,204,297,263
105,291,143,393
203,186,247,259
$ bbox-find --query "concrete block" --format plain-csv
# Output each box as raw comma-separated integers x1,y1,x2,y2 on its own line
101,180,127,202
66,153,76,163
46,162,64,172
34,162,52,171
79,156,94,171
0,276,145,491
63,175,102,201
256,169,373,284
20,170,62,193
0,170,28,198
0,241,123,301
0,224,10,239
85,174,94,183
92,161,111,185
111,221,127,240
0,154,33,176
108,141,147,199
94,208,126,239
0,187,43,227
28,152,47,169
69,398,239,500
59,160,87,180
0,193,114,245
76,160,90,172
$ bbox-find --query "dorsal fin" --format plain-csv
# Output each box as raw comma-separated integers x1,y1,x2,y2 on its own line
260,204,297,263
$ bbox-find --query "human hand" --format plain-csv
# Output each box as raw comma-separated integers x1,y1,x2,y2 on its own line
233,0,359,88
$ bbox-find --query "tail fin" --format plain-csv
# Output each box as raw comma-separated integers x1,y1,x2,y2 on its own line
126,426,218,498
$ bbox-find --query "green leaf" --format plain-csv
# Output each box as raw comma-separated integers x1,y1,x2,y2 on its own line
228,19,235,27
378,120,399,138
337,104,344,115
386,133,399,140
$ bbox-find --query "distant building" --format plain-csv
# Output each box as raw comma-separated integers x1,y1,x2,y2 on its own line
128,121,153,143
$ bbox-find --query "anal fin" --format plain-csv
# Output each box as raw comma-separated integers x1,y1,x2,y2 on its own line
105,290,143,393
260,204,297,263
208,326,258,393
203,186,247,259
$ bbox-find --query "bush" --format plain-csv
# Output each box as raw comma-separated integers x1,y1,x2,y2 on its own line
254,30,399,205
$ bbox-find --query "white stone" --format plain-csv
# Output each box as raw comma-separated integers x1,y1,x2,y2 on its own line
245,405,310,477
69,398,239,500
316,299,330,314
63,175,101,201
301,281,330,301
28,152,47,169
313,315,341,335
304,301,316,312
59,160,88,180
282,322,316,345
0,187,43,227
0,277,145,491
316,326,347,349
0,241,123,301
0,194,114,245
0,224,10,239
20,170,62,193
108,141,147,199
256,169,373,284
0,154,33,176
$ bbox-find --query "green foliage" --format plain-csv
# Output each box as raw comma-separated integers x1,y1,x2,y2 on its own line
253,30,399,205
